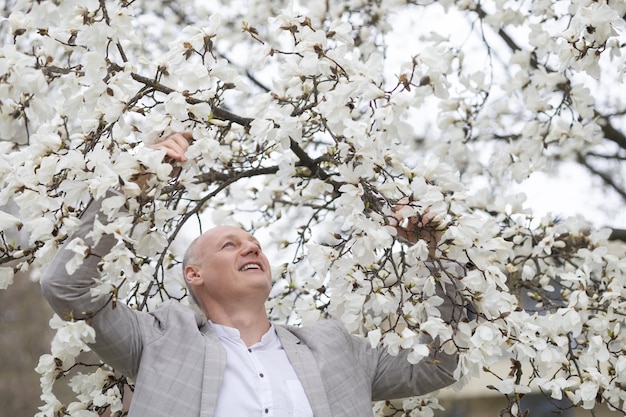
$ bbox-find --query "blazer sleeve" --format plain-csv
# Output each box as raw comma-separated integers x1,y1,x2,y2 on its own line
347,268,464,401
40,196,146,379
341,324,457,401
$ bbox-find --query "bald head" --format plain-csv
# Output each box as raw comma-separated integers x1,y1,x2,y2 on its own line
182,226,271,314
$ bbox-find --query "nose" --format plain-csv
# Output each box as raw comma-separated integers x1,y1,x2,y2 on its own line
241,240,260,256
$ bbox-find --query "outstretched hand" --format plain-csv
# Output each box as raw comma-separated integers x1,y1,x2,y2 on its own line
151,132,193,162
134,132,193,189
391,198,443,254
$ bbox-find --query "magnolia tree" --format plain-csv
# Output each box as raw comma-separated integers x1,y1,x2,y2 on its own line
1,0,626,416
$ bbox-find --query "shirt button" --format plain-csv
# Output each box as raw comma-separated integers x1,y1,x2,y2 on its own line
259,373,264,378
265,408,269,414
248,348,252,353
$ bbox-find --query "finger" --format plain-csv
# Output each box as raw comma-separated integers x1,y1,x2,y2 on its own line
153,132,193,162
390,209,406,228
154,142,187,162
168,132,193,149
164,133,191,154
160,146,187,162
390,201,416,231
389,211,401,227
396,196,410,205
421,210,437,225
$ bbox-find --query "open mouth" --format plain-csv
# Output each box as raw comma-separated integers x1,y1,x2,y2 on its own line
240,262,263,272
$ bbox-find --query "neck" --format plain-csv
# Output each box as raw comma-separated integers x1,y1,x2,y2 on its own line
207,304,271,346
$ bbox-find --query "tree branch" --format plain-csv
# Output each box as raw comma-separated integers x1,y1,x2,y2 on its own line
609,228,626,242
107,62,254,127
597,115,626,151
577,152,626,202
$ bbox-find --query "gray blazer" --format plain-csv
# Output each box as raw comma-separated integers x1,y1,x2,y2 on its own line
41,199,458,417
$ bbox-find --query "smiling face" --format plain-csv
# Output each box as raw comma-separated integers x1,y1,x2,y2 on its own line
183,226,272,314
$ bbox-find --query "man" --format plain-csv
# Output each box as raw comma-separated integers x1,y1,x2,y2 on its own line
41,133,462,417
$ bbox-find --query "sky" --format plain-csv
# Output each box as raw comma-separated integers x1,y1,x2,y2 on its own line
518,162,626,230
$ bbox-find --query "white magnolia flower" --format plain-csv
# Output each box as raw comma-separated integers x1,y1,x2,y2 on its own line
0,267,14,290
64,238,90,275
49,315,96,362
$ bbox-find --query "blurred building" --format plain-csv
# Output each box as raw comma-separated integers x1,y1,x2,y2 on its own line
437,361,622,417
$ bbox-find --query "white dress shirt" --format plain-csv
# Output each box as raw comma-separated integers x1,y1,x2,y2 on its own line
210,322,314,417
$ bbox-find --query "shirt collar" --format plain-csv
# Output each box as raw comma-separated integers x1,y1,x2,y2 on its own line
209,321,281,350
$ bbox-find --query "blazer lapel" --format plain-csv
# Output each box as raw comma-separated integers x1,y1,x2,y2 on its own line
275,325,332,417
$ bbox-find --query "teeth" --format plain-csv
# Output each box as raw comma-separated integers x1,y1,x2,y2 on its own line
241,263,261,271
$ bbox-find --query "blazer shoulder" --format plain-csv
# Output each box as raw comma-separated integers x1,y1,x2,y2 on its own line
141,300,206,335
280,319,354,347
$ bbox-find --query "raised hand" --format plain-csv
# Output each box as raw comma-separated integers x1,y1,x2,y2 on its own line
151,132,193,162
391,197,443,254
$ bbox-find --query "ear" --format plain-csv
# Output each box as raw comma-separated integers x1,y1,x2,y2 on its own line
184,265,202,286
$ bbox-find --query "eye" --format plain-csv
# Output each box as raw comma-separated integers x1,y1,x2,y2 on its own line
221,241,236,249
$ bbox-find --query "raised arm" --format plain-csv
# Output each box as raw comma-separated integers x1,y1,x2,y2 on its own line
40,133,193,377
40,194,146,376
368,198,465,397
